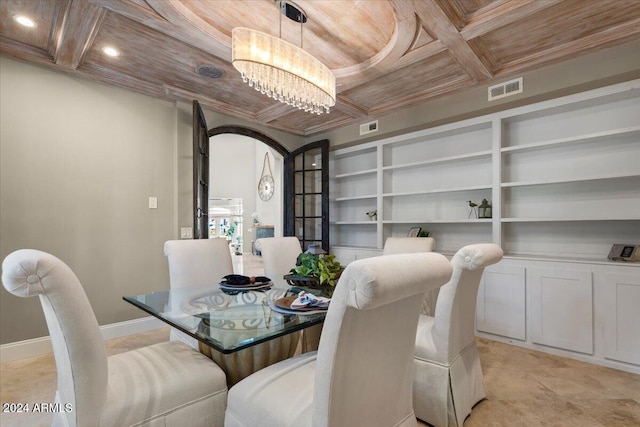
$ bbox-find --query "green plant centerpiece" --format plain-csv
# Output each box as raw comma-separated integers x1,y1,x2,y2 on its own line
286,252,344,297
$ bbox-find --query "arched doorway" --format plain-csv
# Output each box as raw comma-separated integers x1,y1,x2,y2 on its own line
193,100,330,252
208,129,285,252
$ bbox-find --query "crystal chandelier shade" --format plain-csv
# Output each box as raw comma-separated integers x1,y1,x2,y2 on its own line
232,27,336,115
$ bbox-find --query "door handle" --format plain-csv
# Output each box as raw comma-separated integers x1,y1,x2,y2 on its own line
196,208,209,218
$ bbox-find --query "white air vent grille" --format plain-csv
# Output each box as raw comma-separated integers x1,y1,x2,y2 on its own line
360,120,378,135
488,77,523,101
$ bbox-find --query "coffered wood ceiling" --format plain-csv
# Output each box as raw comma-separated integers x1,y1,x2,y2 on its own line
2,0,640,136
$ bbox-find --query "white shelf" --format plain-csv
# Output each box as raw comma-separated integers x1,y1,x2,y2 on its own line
331,244,379,250
383,219,491,224
382,150,492,172
332,221,377,225
503,253,640,267
501,126,640,154
502,217,640,223
383,185,491,197
501,172,640,188
334,168,377,179
334,194,377,202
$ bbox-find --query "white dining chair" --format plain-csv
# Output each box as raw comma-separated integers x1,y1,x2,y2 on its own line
383,236,438,316
413,243,503,427
257,236,302,277
164,238,234,349
2,249,228,427
224,252,453,427
256,236,323,351
382,236,436,255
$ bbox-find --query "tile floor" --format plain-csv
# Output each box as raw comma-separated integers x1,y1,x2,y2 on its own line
1,254,639,426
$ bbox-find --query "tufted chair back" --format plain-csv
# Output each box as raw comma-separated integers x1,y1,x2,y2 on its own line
433,243,503,362
382,237,436,255
164,238,233,289
312,252,453,426
164,238,234,349
413,243,503,427
224,252,453,427
258,236,302,277
2,249,108,427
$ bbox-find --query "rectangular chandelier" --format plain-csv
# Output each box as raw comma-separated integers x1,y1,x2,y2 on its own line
231,3,336,115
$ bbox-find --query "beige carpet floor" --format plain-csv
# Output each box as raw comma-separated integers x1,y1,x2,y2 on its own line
1,327,638,427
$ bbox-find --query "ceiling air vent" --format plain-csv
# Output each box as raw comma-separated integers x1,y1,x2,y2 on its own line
360,120,379,136
488,77,523,101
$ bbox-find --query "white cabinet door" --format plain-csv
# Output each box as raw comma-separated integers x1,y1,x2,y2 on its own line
476,264,526,340
601,273,640,365
531,268,593,354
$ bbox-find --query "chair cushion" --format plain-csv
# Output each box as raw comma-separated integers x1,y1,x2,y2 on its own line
225,352,316,427
100,341,227,427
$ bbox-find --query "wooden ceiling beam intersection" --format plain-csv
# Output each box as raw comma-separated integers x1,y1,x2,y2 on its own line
414,1,492,83
54,1,106,70
333,96,369,119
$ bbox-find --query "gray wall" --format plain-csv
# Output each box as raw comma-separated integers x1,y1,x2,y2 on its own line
0,58,304,345
0,57,177,344
309,39,640,147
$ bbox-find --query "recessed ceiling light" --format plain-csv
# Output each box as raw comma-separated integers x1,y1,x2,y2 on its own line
101,46,120,57
14,15,37,28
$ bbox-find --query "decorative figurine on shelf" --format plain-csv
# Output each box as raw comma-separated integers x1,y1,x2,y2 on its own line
467,201,478,218
418,229,431,237
366,209,377,221
478,199,492,218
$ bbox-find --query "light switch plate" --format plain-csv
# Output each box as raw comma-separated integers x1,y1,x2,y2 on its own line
148,197,158,209
180,227,193,239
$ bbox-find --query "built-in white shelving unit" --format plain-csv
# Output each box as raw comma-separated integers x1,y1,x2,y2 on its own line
329,79,640,374
330,79,640,262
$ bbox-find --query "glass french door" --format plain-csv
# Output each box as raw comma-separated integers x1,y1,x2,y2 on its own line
193,100,209,239
285,140,329,252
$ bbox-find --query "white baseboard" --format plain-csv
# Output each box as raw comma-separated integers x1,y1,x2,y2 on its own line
0,316,165,363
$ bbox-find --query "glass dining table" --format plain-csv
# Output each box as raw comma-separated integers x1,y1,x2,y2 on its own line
124,277,326,385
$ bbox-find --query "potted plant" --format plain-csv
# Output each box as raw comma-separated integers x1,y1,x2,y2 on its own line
285,252,344,297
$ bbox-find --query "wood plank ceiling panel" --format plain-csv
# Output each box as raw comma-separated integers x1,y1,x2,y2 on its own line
2,0,640,136
477,0,640,68
0,0,62,53
81,11,274,114
341,51,474,112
